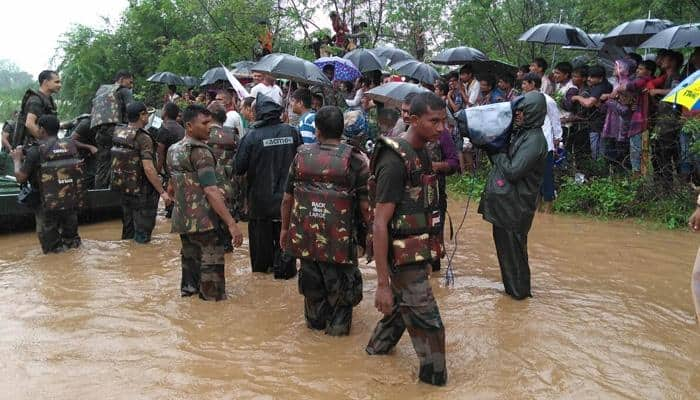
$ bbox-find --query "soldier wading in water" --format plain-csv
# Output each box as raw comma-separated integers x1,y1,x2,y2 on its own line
12,115,84,253
280,106,371,336
365,92,448,386
167,104,244,301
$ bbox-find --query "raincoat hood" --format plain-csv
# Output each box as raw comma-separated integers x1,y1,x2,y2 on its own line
516,91,547,130
254,93,283,125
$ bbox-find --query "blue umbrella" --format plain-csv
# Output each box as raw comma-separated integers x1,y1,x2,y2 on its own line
314,57,362,81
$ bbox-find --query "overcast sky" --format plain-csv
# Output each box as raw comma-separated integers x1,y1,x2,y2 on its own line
0,0,128,78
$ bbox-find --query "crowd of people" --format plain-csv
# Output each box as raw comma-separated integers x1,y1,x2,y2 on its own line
3,38,700,387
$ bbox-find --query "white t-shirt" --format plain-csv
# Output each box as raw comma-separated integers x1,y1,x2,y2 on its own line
542,93,563,152
224,110,244,135
463,79,480,107
250,83,283,105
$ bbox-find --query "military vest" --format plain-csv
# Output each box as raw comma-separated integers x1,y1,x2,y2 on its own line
39,138,84,211
90,84,122,129
286,143,356,265
369,137,442,267
167,137,218,234
110,125,144,195
208,125,238,207
13,89,57,147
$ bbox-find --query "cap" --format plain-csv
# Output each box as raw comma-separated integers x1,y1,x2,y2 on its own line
343,110,368,137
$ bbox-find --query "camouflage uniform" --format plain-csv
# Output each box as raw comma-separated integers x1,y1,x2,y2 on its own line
285,142,370,335
20,137,84,253
111,125,159,243
207,123,240,249
12,89,57,147
90,84,133,188
310,85,348,111
365,137,447,386
167,136,226,301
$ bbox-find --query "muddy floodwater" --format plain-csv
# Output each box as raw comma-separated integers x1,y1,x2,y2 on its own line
1,201,699,399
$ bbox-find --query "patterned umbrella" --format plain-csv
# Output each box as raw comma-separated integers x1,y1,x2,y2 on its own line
431,46,489,65
314,57,362,81
389,59,441,84
662,70,700,111
252,53,331,86
602,18,675,47
365,82,431,107
147,72,185,85
343,48,385,73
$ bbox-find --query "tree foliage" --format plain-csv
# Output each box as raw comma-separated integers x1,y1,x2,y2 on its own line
52,0,700,117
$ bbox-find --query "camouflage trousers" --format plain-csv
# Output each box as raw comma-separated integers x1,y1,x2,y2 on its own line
120,190,159,243
94,124,115,189
298,260,363,336
34,208,81,254
180,230,226,301
366,264,447,386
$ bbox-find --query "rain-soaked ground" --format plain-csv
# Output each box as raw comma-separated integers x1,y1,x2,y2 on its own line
1,201,699,399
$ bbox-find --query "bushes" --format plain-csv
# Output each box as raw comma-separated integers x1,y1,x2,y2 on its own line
447,172,693,230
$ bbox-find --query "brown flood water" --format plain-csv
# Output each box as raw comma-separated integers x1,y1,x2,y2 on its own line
1,201,699,399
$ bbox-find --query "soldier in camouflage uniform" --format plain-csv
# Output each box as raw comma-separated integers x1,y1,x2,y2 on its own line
206,103,240,251
111,102,172,243
11,115,83,253
167,104,244,301
280,106,371,336
310,65,348,111
366,92,448,386
90,70,134,188
12,70,60,147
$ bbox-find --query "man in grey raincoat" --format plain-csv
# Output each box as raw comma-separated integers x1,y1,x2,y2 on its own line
478,91,548,300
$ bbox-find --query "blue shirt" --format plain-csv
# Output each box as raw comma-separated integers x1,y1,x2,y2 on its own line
299,111,316,144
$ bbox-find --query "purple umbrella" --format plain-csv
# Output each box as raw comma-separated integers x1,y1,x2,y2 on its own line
314,57,362,81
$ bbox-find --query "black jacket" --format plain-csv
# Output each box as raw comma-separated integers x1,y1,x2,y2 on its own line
234,93,301,219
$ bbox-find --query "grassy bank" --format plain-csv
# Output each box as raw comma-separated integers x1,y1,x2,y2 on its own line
446,173,694,230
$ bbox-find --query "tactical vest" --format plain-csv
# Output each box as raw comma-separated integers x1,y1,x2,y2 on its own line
369,137,442,267
167,137,218,234
208,125,238,207
110,125,144,195
90,84,122,129
286,143,356,265
39,138,83,211
13,89,57,147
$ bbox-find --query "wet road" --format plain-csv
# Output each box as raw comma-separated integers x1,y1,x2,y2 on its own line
1,203,699,399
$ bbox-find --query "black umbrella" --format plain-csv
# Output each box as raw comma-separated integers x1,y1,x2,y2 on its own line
200,67,229,86
390,59,441,84
519,23,596,47
638,23,700,49
373,46,414,65
562,33,605,50
147,72,185,85
602,18,675,47
431,46,488,65
252,53,331,86
181,75,200,87
470,60,518,78
343,48,385,72
365,82,430,107
230,61,256,78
